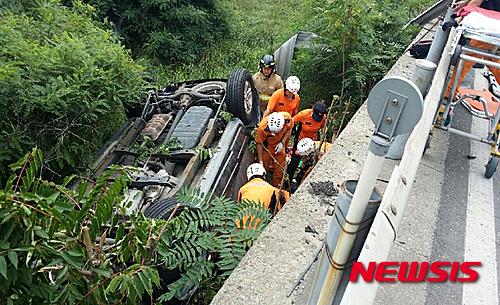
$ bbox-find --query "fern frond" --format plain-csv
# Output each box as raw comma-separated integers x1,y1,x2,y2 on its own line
177,187,210,208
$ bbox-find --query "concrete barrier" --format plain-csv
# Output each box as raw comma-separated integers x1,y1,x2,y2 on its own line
210,30,431,305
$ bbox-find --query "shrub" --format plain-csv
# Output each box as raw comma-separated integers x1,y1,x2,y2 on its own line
294,0,434,131
0,148,270,304
0,1,146,184
78,0,229,65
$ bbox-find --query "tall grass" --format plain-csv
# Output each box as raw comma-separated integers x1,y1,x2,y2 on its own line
294,0,436,130
148,0,309,84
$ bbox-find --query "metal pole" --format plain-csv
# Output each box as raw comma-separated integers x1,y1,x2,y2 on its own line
306,139,389,305
339,27,453,305
386,59,437,160
426,8,453,64
307,76,423,305
412,59,438,93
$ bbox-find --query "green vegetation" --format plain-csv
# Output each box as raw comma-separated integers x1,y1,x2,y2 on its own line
0,148,270,304
0,0,436,184
75,0,229,65
0,0,440,303
0,1,146,184
295,0,435,131
149,0,307,82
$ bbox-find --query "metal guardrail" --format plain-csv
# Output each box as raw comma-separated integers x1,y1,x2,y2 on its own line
338,25,456,305
306,6,456,304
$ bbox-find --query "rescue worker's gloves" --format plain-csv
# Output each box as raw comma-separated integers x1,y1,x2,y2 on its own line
312,101,327,122
259,54,276,74
285,76,301,94
275,142,284,154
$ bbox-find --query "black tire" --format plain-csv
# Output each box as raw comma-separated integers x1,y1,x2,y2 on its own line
143,198,196,304
485,156,499,178
226,69,259,125
143,197,183,219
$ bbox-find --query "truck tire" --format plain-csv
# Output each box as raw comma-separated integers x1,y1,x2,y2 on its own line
226,69,259,125
143,197,183,219
143,198,196,303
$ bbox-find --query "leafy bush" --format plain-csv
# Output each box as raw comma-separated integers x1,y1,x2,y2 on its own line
0,1,146,185
76,0,229,65
294,0,434,131
0,148,270,304
147,0,306,83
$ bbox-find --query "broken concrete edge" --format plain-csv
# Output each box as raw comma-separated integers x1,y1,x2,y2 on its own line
210,28,432,305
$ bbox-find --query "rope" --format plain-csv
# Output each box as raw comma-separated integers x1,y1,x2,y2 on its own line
382,210,398,242
256,126,292,195
323,239,358,271
256,128,288,172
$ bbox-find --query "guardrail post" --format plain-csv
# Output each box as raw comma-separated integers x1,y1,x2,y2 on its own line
426,7,453,64
386,59,437,159
339,28,454,305
306,77,423,305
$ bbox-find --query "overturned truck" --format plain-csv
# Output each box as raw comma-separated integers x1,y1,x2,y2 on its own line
90,69,259,218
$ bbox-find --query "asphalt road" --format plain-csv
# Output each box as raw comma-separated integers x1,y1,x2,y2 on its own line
374,69,499,305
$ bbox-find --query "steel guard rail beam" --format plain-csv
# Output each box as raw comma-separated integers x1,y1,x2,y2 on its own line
339,28,457,305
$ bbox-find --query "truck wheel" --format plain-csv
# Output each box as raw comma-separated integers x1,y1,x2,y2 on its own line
226,69,259,125
143,197,183,219
143,198,198,303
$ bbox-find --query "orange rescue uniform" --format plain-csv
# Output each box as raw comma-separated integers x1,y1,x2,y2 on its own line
255,112,294,186
266,89,300,117
238,178,289,211
237,178,290,228
293,109,326,140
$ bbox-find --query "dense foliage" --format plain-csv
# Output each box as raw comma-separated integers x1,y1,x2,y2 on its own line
0,1,146,185
294,0,435,130
76,0,229,65
0,148,270,304
0,0,441,303
149,0,306,83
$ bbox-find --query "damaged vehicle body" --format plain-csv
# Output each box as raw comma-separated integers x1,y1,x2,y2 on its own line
90,69,260,218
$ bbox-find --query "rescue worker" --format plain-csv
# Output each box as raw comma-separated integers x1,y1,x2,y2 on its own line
289,137,332,191
253,54,284,113
444,0,500,101
238,163,290,217
287,101,328,182
255,111,294,187
292,101,328,141
262,75,301,118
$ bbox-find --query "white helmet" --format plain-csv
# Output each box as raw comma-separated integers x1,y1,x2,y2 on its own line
267,112,285,133
247,163,266,180
297,138,315,156
285,76,300,94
